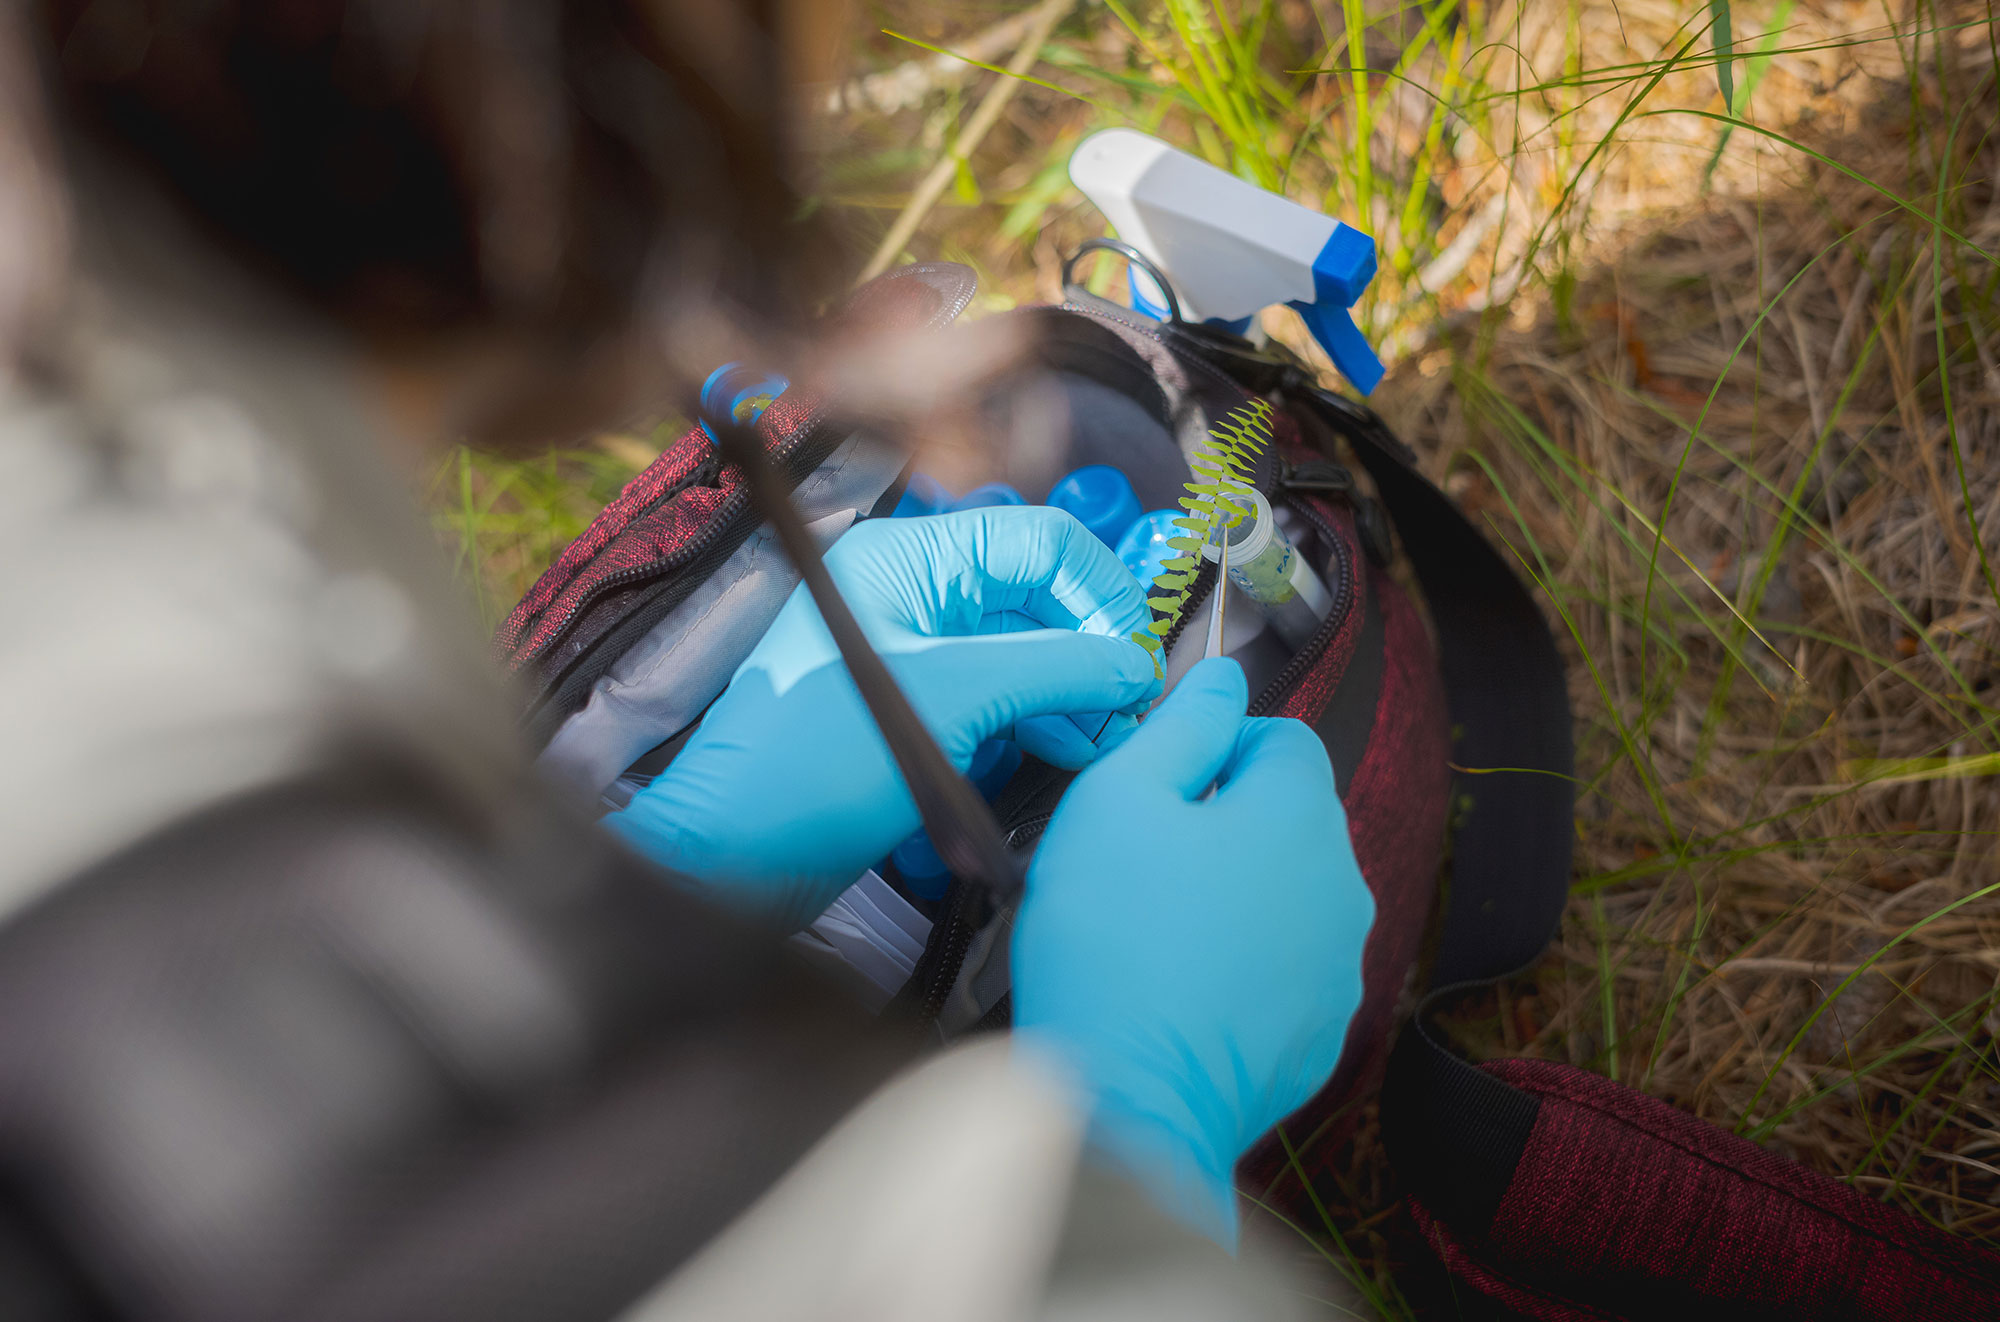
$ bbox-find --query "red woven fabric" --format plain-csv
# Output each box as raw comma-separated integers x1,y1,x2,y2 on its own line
1409,1059,2000,1320
494,396,822,675
1239,553,1452,1206
493,425,719,664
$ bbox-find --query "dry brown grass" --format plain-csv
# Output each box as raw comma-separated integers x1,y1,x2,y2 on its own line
1381,37,2000,1219
1295,21,2000,1304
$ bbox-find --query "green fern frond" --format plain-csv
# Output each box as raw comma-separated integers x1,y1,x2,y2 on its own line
1129,398,1273,673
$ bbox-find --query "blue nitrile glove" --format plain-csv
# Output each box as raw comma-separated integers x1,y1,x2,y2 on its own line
1011,658,1373,1248
610,506,1161,931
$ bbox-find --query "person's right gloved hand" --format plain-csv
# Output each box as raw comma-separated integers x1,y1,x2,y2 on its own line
1011,657,1374,1248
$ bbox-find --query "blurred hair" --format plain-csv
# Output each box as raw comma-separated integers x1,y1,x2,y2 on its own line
22,0,824,350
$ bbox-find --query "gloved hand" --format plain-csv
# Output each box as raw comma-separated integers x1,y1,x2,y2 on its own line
611,506,1160,931
1011,658,1373,1247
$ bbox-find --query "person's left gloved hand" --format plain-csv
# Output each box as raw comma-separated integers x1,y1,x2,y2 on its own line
610,506,1160,931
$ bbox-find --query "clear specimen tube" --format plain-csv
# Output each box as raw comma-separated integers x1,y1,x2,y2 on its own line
1202,488,1331,649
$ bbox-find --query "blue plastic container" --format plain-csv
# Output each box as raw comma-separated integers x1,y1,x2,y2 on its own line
1116,508,1184,588
949,482,1026,512
889,738,1022,901
892,471,951,518
968,737,1024,797
1048,465,1142,548
891,833,952,900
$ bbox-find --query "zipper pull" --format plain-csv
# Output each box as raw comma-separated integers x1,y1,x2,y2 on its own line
1279,457,1394,565
1278,457,1356,494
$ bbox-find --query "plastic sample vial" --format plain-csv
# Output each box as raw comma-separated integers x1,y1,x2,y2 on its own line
1202,487,1331,648
1115,508,1184,586
1048,465,1142,548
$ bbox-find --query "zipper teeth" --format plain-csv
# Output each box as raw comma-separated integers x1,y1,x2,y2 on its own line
519,410,851,728
1006,814,1054,848
1061,301,1260,401
538,416,829,636
1248,492,1357,717
918,810,1054,1022
919,893,979,1020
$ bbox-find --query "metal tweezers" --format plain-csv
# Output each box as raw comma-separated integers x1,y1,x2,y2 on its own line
1202,523,1229,660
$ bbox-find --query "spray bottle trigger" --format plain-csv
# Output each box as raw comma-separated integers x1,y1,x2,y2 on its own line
1289,300,1385,396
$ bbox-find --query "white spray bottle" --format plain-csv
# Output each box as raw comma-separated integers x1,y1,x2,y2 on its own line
1068,127,1384,394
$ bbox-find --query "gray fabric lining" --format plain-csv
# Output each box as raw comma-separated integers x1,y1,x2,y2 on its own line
536,433,902,799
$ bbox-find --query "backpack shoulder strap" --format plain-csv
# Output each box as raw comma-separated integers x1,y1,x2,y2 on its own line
1292,386,1574,986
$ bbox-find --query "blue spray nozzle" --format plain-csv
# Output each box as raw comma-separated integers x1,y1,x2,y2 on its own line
1290,301,1385,396
1287,221,1384,394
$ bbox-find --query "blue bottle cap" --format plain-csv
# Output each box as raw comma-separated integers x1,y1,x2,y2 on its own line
892,471,950,518
949,482,1026,512
968,738,1023,800
1115,508,1184,588
891,832,952,901
697,363,790,442
1048,465,1143,548
888,740,1020,903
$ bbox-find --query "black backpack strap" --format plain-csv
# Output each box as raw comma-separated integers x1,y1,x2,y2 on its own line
1288,385,1573,1237
1293,387,1574,985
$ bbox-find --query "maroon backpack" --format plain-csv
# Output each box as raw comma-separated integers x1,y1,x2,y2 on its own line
496,260,2000,1318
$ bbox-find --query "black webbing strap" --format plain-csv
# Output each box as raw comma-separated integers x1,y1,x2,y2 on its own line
1292,386,1573,1235
1297,388,1573,986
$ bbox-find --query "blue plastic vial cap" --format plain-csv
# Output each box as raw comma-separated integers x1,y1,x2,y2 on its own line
949,482,1026,512
1115,508,1185,587
892,471,950,518
1048,465,1142,548
697,363,789,443
891,831,952,901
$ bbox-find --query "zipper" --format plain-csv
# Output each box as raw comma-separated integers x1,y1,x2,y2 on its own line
1006,813,1054,850
911,808,1055,1023
527,418,832,658
1060,300,1264,414
915,896,978,1022
1249,485,1357,717
519,412,851,734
